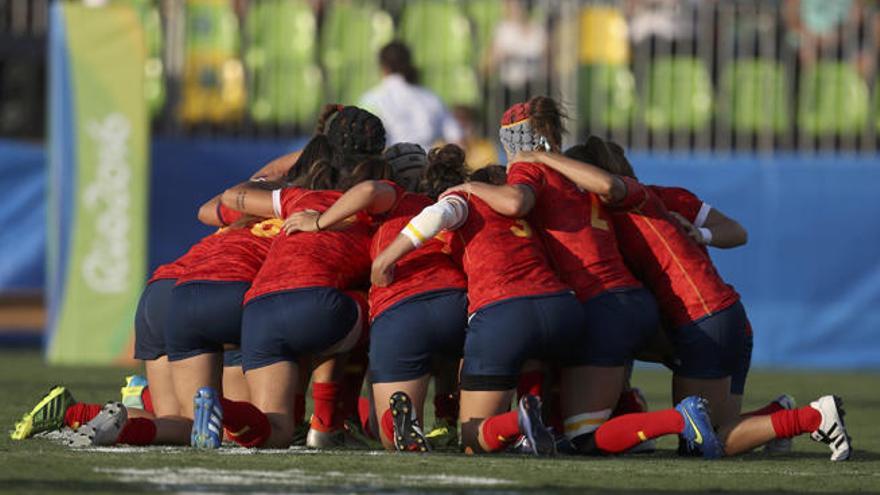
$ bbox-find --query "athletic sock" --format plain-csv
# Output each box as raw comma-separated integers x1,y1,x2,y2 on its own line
480,411,520,452
380,408,395,444
433,392,459,425
516,370,544,399
220,397,270,448
142,387,154,415
293,393,306,425
311,382,341,432
115,418,157,445
594,409,684,454
358,396,377,439
64,403,103,429
742,400,785,417
769,406,821,439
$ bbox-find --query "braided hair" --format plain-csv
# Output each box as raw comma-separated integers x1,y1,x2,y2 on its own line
419,144,469,200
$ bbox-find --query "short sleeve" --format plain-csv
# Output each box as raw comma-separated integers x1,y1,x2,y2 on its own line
651,186,708,225
608,176,649,211
507,161,545,196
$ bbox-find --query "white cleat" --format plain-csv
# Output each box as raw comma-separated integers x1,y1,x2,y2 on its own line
764,394,796,454
68,402,127,448
809,395,851,461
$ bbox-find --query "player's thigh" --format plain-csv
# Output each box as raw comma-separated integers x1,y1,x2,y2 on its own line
222,350,250,402
245,360,299,443
170,352,223,418
673,375,733,427
144,355,180,417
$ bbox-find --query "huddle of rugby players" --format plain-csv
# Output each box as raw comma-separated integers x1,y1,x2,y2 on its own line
11,98,852,461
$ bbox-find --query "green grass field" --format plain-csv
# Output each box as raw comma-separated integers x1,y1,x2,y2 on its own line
1,350,878,494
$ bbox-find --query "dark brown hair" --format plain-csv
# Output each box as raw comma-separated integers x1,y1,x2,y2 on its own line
420,144,469,200
284,134,334,184
527,96,567,151
469,165,507,185
379,41,419,85
563,136,636,178
291,159,337,190
337,157,392,191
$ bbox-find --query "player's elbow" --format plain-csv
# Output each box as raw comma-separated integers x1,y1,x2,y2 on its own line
731,223,748,246
197,201,221,226
220,188,240,211
505,189,533,218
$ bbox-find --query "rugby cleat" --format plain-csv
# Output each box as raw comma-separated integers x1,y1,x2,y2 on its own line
676,396,723,459
389,391,430,452
809,395,851,461
764,394,796,454
120,375,149,411
425,418,458,450
517,394,556,456
192,387,223,449
68,401,127,448
11,385,76,440
291,421,310,447
305,425,346,449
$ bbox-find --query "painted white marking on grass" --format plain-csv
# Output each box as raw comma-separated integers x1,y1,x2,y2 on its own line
96,467,511,490
84,446,184,454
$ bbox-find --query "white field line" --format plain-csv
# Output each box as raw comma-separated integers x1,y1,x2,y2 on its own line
95,467,513,489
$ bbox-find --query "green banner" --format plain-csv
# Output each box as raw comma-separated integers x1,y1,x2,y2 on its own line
48,4,148,365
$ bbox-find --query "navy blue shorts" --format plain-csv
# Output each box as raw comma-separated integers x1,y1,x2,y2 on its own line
581,288,660,366
671,300,749,382
461,291,589,391
730,321,754,395
223,349,243,367
241,287,358,372
370,290,467,383
133,279,176,360
164,281,250,362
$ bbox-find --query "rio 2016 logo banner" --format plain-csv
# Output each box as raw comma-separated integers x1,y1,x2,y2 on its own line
47,3,148,365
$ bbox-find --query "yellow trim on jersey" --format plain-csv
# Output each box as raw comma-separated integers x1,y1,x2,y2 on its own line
635,210,712,316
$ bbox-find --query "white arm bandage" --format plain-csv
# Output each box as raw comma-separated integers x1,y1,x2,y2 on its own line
271,189,283,218
401,195,469,247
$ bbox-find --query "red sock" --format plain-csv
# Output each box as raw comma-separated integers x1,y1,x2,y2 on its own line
433,393,459,424
517,370,544,399
480,411,520,452
220,397,270,448
293,393,306,425
380,408,394,444
64,403,103,429
311,382,340,431
116,418,157,445
595,409,684,454
770,406,821,439
142,387,154,414
358,397,377,439
742,400,785,417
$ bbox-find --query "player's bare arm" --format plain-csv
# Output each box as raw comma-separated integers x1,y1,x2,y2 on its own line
702,208,748,248
220,181,276,219
443,182,534,218
517,150,626,203
284,180,397,234
197,194,224,227
248,150,303,181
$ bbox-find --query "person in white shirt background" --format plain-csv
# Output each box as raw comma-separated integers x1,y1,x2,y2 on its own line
360,41,463,151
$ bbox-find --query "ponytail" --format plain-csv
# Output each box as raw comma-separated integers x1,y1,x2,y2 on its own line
420,144,469,200
527,96,567,151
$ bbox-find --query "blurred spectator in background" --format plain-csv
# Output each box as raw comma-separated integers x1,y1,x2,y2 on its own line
359,41,462,151
485,0,548,106
783,0,874,78
625,0,698,51
451,105,499,170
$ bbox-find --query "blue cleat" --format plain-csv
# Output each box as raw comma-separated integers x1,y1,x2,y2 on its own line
676,396,723,459
192,387,223,449
517,395,556,456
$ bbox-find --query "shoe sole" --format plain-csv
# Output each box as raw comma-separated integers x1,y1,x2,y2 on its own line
68,402,126,447
390,393,430,452
827,396,852,461
192,392,222,449
12,386,71,440
518,396,555,457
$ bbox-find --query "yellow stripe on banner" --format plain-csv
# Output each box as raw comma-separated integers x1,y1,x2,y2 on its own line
406,223,426,244
637,431,647,441
564,417,606,433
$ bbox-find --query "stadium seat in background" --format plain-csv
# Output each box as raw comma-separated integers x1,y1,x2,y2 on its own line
798,61,869,136
180,0,246,125
321,1,393,105
576,6,635,131
131,0,165,118
644,56,713,133
718,59,789,134
245,0,322,127
400,0,479,106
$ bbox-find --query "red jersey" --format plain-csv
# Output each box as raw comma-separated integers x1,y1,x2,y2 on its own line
148,233,222,283
176,218,277,285
609,177,739,328
449,193,568,314
244,187,372,304
507,161,641,301
369,181,466,320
